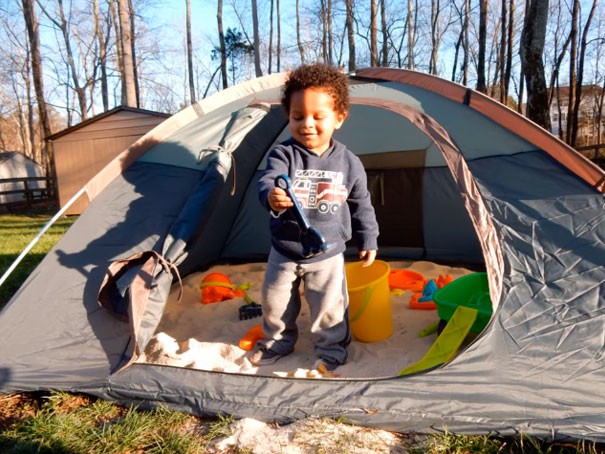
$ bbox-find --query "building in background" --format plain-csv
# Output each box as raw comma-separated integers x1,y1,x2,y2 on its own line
48,106,170,215
0,152,46,205
549,85,605,147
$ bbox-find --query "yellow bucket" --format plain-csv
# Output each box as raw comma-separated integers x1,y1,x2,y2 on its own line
345,260,392,342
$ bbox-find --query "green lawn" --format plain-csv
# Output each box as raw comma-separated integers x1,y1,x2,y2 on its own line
0,209,76,308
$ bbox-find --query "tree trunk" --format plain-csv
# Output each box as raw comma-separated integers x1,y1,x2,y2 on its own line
370,0,378,66
320,0,328,63
25,57,36,161
108,0,123,105
451,27,462,81
429,0,440,75
56,0,88,119
251,0,262,77
462,0,469,84
520,0,551,130
566,0,579,143
407,0,415,69
477,0,487,92
548,33,571,106
345,0,355,71
555,79,564,139
117,0,136,106
570,0,597,146
498,0,507,102
217,0,228,88
503,0,514,102
276,0,281,71
127,0,140,106
380,0,388,66
296,0,305,64
327,0,333,65
22,0,54,185
93,0,109,111
186,0,196,103
597,79,605,143
269,0,274,73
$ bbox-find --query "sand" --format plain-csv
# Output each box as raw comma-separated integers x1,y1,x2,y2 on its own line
138,260,473,379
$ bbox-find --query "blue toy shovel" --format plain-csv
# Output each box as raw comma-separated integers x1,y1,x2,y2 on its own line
275,174,329,258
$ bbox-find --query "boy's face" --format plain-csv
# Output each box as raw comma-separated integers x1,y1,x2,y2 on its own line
288,88,347,155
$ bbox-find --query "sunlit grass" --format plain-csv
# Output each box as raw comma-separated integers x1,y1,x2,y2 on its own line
0,209,76,308
0,392,223,453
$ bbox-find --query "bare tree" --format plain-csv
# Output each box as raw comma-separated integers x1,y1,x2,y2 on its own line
127,0,139,106
217,0,228,88
380,0,388,66
407,0,415,69
345,0,355,70
570,0,597,146
117,0,136,106
451,0,470,83
37,0,88,121
429,0,442,74
186,0,195,103
327,0,333,65
296,0,305,64
276,0,281,72
269,0,274,73
371,0,378,66
503,0,515,102
93,0,109,111
251,0,262,76
520,0,551,129
547,0,572,138
22,0,54,185
566,0,579,143
476,0,488,92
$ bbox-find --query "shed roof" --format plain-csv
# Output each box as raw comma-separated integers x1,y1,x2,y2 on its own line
47,106,171,141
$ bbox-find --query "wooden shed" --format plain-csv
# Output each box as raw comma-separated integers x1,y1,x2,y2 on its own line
48,106,171,215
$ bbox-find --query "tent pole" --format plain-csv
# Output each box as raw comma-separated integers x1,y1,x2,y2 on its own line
0,187,86,290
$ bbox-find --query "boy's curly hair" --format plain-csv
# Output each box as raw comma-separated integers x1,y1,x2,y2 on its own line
281,63,349,115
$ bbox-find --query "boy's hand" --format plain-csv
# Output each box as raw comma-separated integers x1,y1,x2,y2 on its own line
359,250,376,267
268,187,294,211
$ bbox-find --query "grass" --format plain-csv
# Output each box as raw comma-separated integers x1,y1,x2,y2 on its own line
0,392,228,453
0,210,603,452
0,208,76,308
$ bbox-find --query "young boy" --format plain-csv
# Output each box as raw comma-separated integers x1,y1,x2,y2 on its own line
252,63,379,371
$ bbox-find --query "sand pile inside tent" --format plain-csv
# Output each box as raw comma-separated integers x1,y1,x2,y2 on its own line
139,260,474,378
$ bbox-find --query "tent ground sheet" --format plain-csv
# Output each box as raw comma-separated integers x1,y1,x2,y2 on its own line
139,260,475,379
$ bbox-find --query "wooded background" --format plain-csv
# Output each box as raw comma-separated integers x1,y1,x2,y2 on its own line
1,0,604,178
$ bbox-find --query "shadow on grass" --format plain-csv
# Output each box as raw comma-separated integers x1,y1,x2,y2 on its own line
0,437,78,454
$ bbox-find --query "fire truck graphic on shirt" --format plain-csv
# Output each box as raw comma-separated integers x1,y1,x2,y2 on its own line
292,169,348,214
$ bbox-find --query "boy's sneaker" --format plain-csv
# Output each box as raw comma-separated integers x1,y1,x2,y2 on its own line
312,357,341,372
250,348,286,366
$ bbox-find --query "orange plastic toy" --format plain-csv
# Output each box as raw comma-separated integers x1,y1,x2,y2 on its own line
436,274,453,288
200,273,245,304
408,274,453,310
388,269,426,293
239,324,264,351
409,293,438,310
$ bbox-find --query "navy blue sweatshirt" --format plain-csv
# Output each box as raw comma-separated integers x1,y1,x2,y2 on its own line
257,138,379,263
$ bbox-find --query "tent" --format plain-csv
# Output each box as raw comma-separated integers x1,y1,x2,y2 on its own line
1,67,604,442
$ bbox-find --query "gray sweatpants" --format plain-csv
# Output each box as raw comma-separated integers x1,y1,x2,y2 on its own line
259,248,351,365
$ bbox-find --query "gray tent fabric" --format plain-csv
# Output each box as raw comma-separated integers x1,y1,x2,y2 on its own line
1,68,604,442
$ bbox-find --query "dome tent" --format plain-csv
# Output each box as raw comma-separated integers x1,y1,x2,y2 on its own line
0,67,604,442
